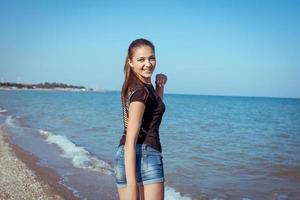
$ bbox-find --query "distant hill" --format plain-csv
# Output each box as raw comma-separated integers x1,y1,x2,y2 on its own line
0,82,94,92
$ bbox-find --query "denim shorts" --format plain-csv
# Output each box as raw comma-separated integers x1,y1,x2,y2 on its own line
113,143,165,188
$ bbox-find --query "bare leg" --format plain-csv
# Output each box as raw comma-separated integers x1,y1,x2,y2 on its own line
117,187,127,200
118,186,141,200
141,182,164,200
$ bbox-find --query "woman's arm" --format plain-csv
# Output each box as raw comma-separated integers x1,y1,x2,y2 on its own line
155,73,168,101
155,84,164,101
124,101,145,199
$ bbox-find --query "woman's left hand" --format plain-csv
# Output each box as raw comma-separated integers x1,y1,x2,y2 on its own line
155,73,167,87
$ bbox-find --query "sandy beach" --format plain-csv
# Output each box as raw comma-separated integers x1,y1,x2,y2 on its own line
0,128,80,200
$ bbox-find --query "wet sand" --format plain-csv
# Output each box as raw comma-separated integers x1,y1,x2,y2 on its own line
0,128,80,200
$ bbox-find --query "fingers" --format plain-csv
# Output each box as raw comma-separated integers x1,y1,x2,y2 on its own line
155,73,167,87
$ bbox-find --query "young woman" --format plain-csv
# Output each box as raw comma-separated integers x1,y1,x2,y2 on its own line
114,38,167,200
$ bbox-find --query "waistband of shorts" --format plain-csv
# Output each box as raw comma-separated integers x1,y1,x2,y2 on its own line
117,143,160,154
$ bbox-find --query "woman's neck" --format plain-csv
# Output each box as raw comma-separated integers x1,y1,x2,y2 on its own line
134,72,151,85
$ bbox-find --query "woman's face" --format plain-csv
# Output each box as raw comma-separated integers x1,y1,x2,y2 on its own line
128,45,156,83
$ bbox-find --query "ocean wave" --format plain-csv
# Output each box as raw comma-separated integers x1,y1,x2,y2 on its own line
38,130,191,199
165,187,191,200
39,129,114,175
0,107,7,113
4,115,15,127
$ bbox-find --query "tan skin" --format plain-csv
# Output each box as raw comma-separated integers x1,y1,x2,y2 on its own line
118,45,167,200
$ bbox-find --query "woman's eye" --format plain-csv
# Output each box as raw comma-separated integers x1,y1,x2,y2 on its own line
137,57,155,62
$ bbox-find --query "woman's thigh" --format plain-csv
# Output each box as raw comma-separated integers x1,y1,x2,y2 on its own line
139,182,164,200
118,186,142,200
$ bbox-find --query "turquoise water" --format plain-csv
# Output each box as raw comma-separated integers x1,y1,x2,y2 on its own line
1,90,300,200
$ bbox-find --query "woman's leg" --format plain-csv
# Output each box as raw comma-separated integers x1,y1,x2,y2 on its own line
140,182,164,200
118,186,141,200
117,187,127,200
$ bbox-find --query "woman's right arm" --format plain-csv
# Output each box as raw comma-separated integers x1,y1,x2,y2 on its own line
124,101,145,199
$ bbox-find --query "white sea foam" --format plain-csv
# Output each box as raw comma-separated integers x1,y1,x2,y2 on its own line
39,129,192,199
4,115,15,127
39,129,114,175
0,107,7,113
165,186,191,200
212,197,252,200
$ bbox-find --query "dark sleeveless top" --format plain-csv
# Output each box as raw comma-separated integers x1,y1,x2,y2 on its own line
119,82,166,152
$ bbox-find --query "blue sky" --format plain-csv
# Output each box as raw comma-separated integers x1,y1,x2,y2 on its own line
0,0,299,98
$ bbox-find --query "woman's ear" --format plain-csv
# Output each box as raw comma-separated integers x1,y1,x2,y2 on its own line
128,59,133,68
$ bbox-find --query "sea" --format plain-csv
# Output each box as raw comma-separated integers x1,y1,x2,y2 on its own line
0,89,300,200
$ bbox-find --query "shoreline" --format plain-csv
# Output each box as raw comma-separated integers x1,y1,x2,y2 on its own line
0,128,80,200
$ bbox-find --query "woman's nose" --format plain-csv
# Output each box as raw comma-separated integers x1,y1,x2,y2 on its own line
145,59,151,66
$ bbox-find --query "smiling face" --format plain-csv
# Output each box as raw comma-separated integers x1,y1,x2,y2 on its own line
128,45,156,83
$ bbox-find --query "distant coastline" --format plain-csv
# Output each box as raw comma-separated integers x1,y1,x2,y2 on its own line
0,82,108,92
